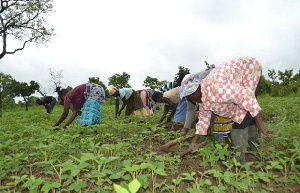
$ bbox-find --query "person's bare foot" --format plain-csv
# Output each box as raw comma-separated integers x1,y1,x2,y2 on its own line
182,128,188,136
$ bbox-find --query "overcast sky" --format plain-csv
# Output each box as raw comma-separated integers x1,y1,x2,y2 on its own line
1,0,300,97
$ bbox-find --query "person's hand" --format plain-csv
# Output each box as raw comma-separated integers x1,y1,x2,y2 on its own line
63,125,68,129
117,111,121,116
261,129,273,138
258,124,271,136
189,134,200,150
188,141,197,151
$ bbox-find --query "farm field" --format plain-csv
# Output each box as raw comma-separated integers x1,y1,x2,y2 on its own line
0,96,299,193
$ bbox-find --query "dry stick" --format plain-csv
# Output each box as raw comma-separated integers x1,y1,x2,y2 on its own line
179,140,210,158
160,134,195,153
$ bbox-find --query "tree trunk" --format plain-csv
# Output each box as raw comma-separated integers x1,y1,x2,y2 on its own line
26,101,28,111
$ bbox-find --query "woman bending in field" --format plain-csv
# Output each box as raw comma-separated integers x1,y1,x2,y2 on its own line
109,86,148,117
180,56,269,153
53,83,105,128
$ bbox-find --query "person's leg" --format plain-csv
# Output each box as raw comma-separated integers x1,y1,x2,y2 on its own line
247,124,259,161
171,98,187,131
173,98,187,123
139,90,150,114
248,124,259,151
230,128,248,165
216,133,224,143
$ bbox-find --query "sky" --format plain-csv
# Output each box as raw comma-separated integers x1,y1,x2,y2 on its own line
1,0,300,98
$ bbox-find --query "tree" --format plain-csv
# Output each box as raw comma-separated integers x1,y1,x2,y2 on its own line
268,69,278,86
259,76,272,95
48,68,63,92
0,72,15,117
143,76,168,90
143,76,159,90
11,80,40,111
278,69,293,86
0,0,55,59
108,72,131,89
174,66,190,82
88,77,108,97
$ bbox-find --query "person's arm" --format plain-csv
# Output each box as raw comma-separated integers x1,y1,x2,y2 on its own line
44,104,49,109
158,104,170,124
166,108,176,122
163,97,177,109
52,102,71,127
115,98,119,118
62,106,79,128
118,97,127,115
254,112,269,135
189,109,212,147
163,97,177,122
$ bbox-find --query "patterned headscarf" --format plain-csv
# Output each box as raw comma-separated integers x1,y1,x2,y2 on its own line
109,86,118,96
180,73,202,99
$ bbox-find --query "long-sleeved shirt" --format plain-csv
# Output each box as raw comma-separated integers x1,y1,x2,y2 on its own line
183,70,212,129
196,56,262,135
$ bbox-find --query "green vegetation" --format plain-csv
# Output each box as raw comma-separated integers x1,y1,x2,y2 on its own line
0,96,299,192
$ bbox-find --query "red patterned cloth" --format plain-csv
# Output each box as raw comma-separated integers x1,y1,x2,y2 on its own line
196,56,262,135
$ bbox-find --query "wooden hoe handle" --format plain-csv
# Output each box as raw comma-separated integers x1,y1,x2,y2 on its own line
179,140,210,158
160,134,195,153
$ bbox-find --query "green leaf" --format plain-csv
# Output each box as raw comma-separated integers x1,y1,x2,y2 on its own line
137,175,149,189
113,184,129,193
62,164,75,171
110,171,125,180
204,179,212,186
140,162,149,169
124,165,140,172
71,169,80,177
81,153,95,160
257,172,270,183
106,156,118,163
78,162,90,169
128,179,141,193
41,183,50,193
215,143,222,149
155,168,167,176
172,178,182,185
51,182,61,188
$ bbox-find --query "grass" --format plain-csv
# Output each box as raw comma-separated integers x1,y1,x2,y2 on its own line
0,97,299,193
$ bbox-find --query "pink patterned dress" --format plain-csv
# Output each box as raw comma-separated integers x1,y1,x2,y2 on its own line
196,56,262,135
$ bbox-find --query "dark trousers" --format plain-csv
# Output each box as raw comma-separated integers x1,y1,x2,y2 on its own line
230,124,259,165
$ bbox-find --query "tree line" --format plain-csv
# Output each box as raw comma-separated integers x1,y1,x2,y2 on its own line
1,64,299,115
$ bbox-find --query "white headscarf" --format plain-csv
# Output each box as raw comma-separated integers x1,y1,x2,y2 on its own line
109,86,117,96
180,73,202,99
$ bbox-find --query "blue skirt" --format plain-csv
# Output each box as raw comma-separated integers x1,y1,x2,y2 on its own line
173,97,187,123
78,98,102,125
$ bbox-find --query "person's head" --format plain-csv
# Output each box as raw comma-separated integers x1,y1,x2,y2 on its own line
186,85,202,103
57,88,69,105
109,86,119,97
36,98,42,105
180,73,203,103
151,91,163,103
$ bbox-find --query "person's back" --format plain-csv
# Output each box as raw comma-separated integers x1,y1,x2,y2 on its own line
163,87,180,105
36,96,57,113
